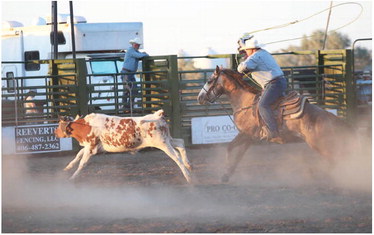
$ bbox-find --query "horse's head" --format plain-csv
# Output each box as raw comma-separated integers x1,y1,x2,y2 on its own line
197,66,225,104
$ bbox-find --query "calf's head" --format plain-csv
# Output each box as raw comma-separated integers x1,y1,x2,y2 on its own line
55,115,77,138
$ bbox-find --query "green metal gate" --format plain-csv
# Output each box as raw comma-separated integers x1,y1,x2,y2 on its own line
2,49,355,148
1,59,82,126
174,50,355,145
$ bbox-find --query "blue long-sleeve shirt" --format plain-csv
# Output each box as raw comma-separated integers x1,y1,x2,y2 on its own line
237,49,284,88
122,47,149,72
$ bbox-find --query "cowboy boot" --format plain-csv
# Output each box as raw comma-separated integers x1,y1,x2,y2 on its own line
260,126,284,144
269,130,285,144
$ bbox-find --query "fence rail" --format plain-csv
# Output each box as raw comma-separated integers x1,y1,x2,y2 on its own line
2,49,357,147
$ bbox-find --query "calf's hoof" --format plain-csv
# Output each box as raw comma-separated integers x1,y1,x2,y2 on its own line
69,175,77,181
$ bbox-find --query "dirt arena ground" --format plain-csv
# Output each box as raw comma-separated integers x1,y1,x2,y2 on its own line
2,139,372,233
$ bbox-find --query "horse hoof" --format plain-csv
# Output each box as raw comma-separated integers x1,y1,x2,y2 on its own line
221,174,229,183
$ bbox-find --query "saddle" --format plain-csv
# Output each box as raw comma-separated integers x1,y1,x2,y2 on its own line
254,91,308,130
274,90,308,120
253,91,308,143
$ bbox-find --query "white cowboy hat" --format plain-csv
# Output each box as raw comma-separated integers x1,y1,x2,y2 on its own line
237,35,263,51
129,37,142,45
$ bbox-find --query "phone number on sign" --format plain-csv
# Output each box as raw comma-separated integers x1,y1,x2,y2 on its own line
16,143,60,152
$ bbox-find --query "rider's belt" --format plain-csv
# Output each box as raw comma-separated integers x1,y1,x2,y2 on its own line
267,75,285,85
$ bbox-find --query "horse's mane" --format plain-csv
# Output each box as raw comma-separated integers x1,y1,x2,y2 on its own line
221,69,261,94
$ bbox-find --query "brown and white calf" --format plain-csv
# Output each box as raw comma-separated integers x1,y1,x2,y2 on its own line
55,110,192,182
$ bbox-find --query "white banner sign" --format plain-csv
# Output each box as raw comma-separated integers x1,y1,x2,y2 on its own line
2,124,72,155
15,124,61,153
191,116,238,144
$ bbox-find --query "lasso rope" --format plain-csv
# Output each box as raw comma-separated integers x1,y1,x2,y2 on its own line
234,2,364,79
241,2,364,46
322,1,334,50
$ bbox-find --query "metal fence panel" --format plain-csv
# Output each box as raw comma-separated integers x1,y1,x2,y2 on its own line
2,49,354,149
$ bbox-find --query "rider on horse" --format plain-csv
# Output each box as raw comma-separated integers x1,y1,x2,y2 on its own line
237,35,287,141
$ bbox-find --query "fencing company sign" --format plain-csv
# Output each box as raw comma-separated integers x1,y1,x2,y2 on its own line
191,116,238,144
15,124,61,153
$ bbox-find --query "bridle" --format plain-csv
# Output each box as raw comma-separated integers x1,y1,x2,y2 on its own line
201,69,255,125
202,71,223,103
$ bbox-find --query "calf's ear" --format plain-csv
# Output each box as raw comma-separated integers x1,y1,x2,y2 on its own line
74,114,80,121
58,116,69,122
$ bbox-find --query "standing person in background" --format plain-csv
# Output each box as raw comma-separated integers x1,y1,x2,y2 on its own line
121,37,149,111
356,70,372,105
24,89,46,124
24,90,38,115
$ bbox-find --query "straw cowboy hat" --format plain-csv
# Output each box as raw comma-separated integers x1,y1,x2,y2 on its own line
237,35,263,51
129,37,142,45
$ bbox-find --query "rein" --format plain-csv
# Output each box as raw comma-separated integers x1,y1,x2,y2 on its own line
205,69,256,114
204,70,257,128
233,105,254,116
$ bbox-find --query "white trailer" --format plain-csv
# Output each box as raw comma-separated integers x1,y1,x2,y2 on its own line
2,15,145,155
2,14,143,81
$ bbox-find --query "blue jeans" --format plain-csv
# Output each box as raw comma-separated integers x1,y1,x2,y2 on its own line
121,69,138,107
258,76,287,134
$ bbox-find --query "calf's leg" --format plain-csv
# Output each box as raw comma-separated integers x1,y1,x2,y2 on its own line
157,142,192,183
70,148,94,180
171,138,192,171
64,148,84,171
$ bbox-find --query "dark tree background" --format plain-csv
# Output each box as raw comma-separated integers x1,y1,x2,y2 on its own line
275,30,372,71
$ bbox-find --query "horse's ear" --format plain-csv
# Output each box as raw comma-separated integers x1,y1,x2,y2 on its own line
215,65,220,74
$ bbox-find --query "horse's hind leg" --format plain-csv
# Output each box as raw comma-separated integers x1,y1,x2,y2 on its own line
222,133,251,183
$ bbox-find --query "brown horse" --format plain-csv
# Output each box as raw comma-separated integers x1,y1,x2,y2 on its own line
197,66,357,183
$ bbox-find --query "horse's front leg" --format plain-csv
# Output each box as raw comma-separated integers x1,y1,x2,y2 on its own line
222,132,251,183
